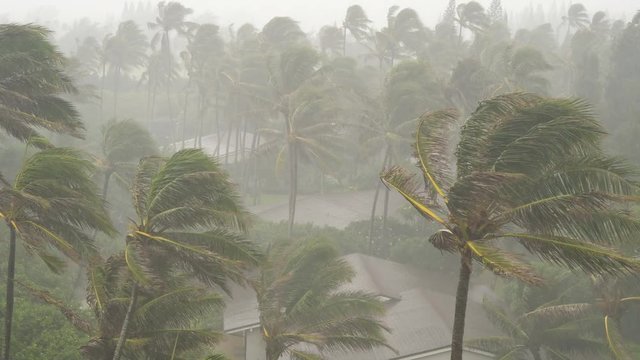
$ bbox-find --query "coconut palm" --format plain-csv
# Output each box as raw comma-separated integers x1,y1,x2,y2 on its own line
560,3,590,42
342,4,371,56
468,298,606,360
455,1,490,41
0,147,114,360
370,6,428,67
81,254,228,359
529,276,640,360
148,1,194,122
109,148,259,360
96,119,157,201
261,17,307,50
487,45,553,95
318,25,344,57
0,24,84,145
380,92,640,360
102,20,147,118
254,238,391,360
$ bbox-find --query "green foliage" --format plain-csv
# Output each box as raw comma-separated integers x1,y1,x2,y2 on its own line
254,237,391,360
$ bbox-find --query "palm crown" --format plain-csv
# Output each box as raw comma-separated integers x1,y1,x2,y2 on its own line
381,92,640,359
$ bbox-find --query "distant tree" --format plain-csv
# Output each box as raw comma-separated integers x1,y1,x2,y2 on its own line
261,16,307,50
0,24,84,145
342,5,371,56
148,1,194,121
95,119,157,201
381,93,640,360
318,25,344,57
605,12,640,162
1,148,114,360
488,0,505,23
560,3,590,43
102,20,147,118
455,1,490,41
254,238,391,360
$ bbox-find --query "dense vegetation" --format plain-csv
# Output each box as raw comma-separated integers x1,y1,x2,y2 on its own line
1,1,640,360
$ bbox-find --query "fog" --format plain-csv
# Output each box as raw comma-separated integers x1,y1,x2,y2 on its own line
1,1,640,360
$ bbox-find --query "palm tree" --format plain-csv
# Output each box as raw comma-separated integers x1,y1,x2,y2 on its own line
0,147,114,360
380,93,640,360
254,238,392,360
318,25,344,57
109,148,259,360
455,1,490,41
81,254,228,359
487,45,553,95
148,1,194,122
261,17,307,50
468,298,605,360
102,20,147,119
342,5,371,56
560,3,590,43
530,276,640,359
96,119,157,201
369,6,428,67
0,24,84,145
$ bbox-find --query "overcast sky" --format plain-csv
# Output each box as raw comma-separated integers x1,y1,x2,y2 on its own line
2,0,637,32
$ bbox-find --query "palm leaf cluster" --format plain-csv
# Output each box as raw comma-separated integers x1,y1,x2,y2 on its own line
82,254,225,360
468,298,605,360
381,92,640,358
0,24,83,144
254,238,392,360
0,148,113,270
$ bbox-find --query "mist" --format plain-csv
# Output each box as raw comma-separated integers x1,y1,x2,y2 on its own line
1,1,639,360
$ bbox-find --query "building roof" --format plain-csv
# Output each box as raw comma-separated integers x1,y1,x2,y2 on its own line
223,253,497,358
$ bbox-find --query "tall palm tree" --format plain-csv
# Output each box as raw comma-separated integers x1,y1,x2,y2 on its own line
261,17,307,50
318,25,344,57
102,20,147,119
109,148,259,360
342,5,371,56
380,93,640,360
254,238,392,360
468,298,606,360
0,24,84,145
0,147,114,360
148,1,194,122
455,1,490,41
369,7,428,67
560,3,590,43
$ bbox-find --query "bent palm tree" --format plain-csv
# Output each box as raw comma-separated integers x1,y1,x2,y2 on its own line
342,5,371,56
109,148,259,360
0,148,114,360
102,21,147,118
0,24,84,145
468,298,606,360
96,119,157,200
82,254,227,359
529,275,640,360
254,238,392,360
381,93,640,360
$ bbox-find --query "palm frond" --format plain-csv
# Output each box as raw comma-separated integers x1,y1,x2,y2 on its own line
380,166,445,224
466,241,543,285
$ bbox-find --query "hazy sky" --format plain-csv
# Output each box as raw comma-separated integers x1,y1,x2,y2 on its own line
3,0,637,32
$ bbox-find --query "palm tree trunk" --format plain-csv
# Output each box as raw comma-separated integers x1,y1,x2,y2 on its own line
368,146,390,254
113,66,120,119
287,140,298,238
3,225,17,360
450,251,473,360
100,61,107,123
112,283,138,360
343,26,348,56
